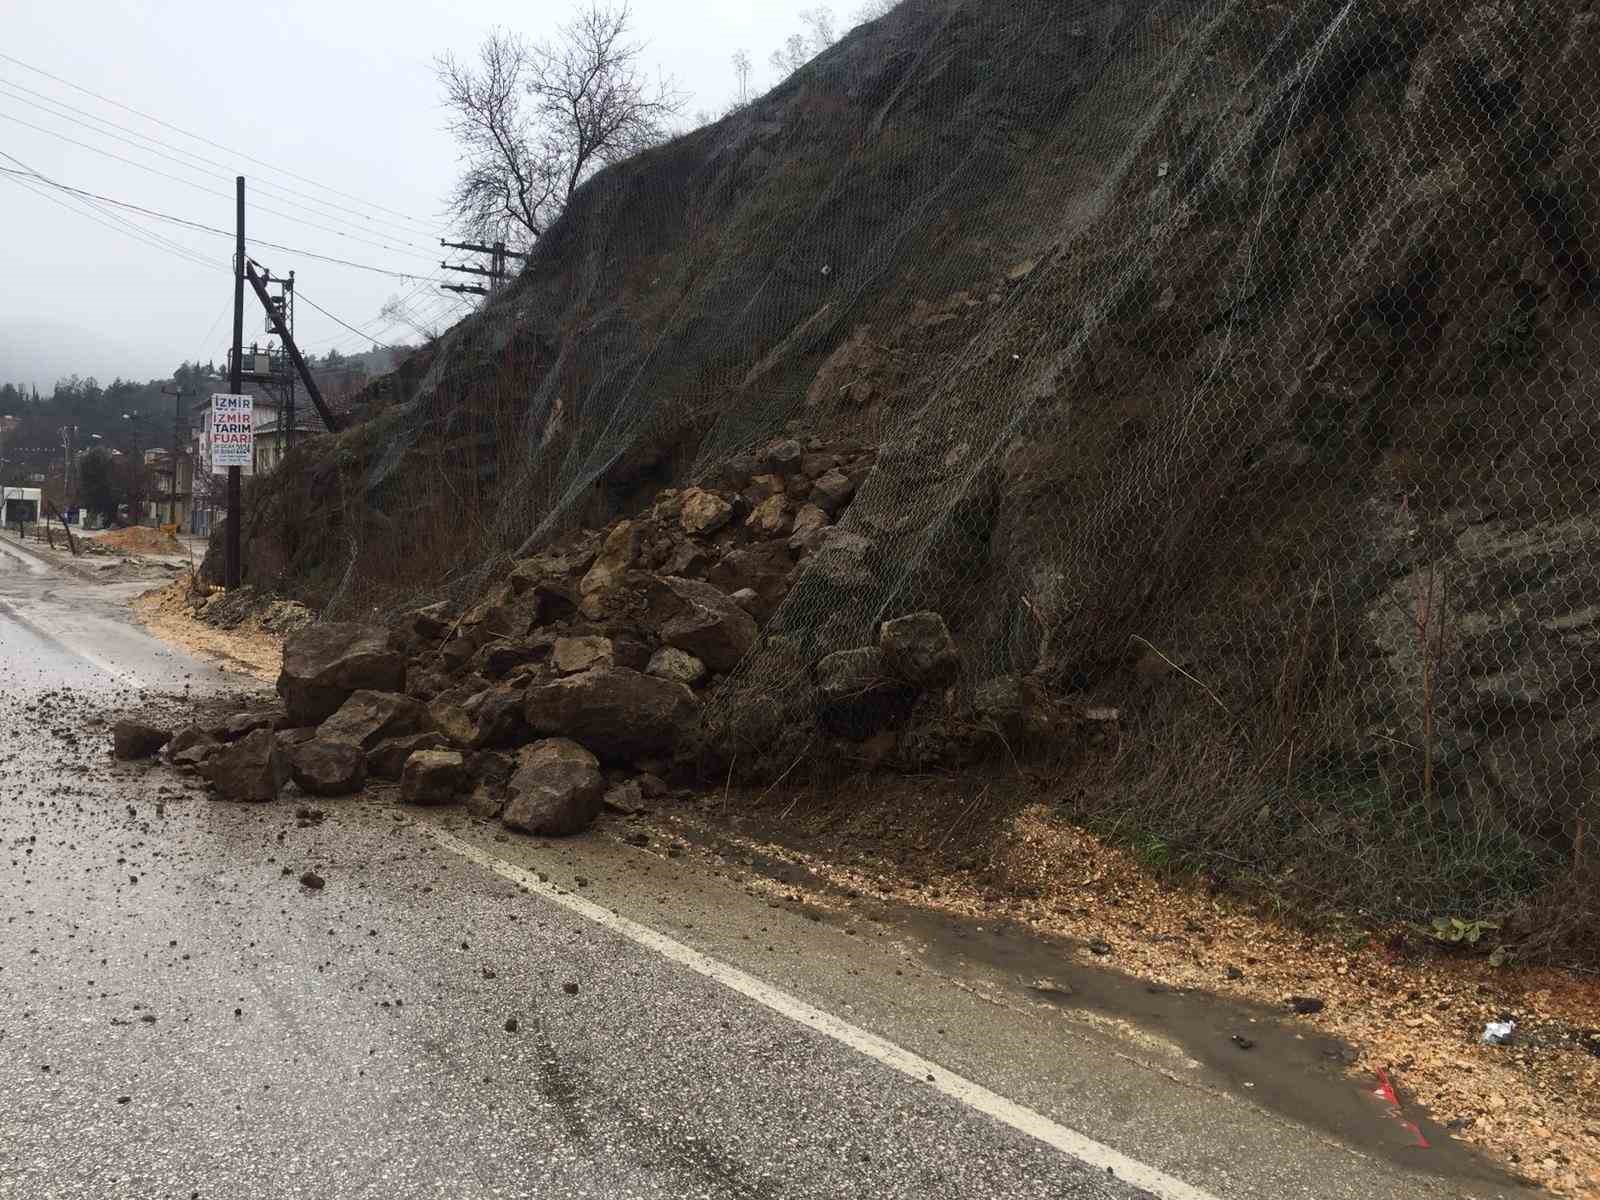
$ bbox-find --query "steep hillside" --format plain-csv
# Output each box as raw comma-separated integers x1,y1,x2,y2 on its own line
230,0,1600,957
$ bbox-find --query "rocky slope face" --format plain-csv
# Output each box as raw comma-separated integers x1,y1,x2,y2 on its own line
220,0,1600,955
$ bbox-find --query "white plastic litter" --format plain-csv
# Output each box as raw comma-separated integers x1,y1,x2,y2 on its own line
1481,1019,1516,1046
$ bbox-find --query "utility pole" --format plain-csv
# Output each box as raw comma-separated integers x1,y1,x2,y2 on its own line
245,261,341,433
227,175,244,589
440,238,527,297
160,383,188,528
60,426,76,513
284,270,296,452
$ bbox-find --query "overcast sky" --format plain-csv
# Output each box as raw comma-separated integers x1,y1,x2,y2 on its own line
0,0,853,393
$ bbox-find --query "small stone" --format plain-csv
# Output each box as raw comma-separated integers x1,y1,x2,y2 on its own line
299,871,325,890
562,982,579,995
1231,1035,1255,1050
1225,965,1244,981
1087,939,1112,956
1289,996,1325,1015
503,1017,519,1033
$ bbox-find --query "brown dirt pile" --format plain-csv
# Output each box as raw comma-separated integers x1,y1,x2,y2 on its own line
97,526,185,555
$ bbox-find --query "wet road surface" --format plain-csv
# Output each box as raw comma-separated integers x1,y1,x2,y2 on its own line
0,536,1531,1200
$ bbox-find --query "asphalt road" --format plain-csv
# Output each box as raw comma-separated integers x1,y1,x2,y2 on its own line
0,536,1531,1200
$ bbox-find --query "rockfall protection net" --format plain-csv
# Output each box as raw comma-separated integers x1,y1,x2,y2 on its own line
332,0,1600,955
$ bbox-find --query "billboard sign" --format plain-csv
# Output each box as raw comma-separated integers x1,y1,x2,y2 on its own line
210,393,254,473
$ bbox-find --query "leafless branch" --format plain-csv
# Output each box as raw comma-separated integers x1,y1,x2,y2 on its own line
435,3,684,252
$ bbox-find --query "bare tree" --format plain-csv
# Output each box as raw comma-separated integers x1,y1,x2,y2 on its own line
769,7,839,78
437,3,684,251
855,0,899,19
380,294,447,342
769,34,810,78
801,6,838,47
732,50,753,105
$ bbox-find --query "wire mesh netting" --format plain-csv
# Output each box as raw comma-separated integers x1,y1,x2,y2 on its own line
307,0,1599,956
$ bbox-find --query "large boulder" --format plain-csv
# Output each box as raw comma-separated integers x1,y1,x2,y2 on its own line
647,647,707,687
814,647,918,740
112,720,171,761
214,710,280,742
287,739,367,797
746,494,791,537
579,521,641,617
787,504,831,552
805,528,875,590
428,701,477,748
679,487,734,536
973,675,1060,745
523,667,698,761
507,533,599,601
879,611,961,690
464,685,531,749
367,732,451,782
277,623,405,726
707,543,797,625
202,728,289,802
400,749,468,806
165,726,217,770
501,739,606,836
318,690,433,750
405,601,453,641
764,438,803,473
810,468,858,515
652,576,758,672
552,636,615,675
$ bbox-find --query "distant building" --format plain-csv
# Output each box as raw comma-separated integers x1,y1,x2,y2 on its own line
141,447,195,530
1,485,41,526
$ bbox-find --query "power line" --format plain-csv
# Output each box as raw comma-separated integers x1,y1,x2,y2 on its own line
0,107,442,263
0,74,447,245
1,165,224,271
0,160,430,282
0,50,440,232
294,287,401,351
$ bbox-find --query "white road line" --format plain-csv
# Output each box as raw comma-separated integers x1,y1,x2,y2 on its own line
430,826,1223,1200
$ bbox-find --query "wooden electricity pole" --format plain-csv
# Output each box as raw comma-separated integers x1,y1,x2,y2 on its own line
226,175,244,589
440,238,527,297
159,383,188,528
